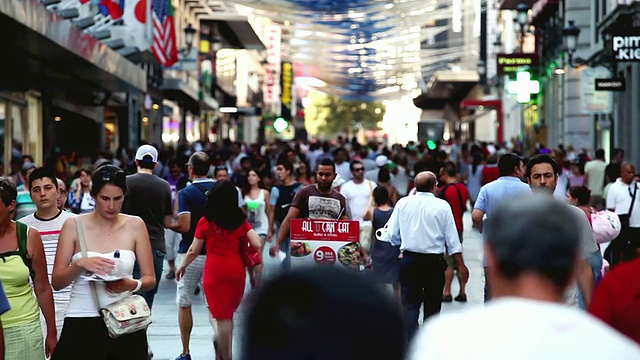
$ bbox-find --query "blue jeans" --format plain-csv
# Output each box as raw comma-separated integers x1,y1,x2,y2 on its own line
578,249,603,310
276,222,291,270
133,249,165,309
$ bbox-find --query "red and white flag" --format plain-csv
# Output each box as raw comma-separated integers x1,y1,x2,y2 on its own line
151,0,178,67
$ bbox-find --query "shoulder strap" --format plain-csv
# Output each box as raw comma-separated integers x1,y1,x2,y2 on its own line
629,182,638,216
452,183,465,211
75,218,102,310
438,184,453,199
16,221,34,278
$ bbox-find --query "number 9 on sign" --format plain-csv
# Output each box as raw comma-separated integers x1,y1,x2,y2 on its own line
313,246,336,265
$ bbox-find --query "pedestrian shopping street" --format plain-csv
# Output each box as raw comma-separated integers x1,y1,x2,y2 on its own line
147,213,485,359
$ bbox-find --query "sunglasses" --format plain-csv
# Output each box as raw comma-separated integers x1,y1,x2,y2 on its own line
215,166,228,171
352,167,365,172
102,170,125,182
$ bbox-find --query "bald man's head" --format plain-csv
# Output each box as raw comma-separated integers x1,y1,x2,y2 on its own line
415,171,437,193
621,162,636,184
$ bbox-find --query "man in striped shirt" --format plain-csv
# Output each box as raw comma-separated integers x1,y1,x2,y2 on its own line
20,167,74,339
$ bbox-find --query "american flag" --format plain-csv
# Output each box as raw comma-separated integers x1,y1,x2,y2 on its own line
152,0,178,67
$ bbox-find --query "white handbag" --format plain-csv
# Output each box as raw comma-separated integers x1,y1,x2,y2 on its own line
76,218,152,339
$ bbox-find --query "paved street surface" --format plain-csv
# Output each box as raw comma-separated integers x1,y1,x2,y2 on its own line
147,213,485,359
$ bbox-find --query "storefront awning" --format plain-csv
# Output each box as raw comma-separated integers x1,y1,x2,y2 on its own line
0,0,146,93
499,0,536,10
596,1,640,34
413,70,479,110
531,0,560,26
161,78,200,114
200,16,266,50
201,92,220,111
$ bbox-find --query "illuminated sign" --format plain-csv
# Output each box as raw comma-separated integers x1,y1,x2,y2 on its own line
496,53,539,75
281,62,293,106
612,28,640,61
507,71,540,104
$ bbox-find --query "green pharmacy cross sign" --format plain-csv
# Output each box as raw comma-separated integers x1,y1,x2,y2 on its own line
273,117,289,133
507,71,540,104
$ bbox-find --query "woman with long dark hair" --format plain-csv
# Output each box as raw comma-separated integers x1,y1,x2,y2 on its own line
67,168,94,214
466,154,485,206
176,181,262,360
243,169,270,288
52,165,156,359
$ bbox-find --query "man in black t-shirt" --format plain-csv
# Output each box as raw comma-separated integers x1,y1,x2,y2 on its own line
122,145,174,311
268,160,303,270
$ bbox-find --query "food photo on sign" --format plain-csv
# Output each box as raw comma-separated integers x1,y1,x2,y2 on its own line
289,219,367,271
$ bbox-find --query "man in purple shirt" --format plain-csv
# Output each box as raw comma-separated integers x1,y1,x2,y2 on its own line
164,158,186,279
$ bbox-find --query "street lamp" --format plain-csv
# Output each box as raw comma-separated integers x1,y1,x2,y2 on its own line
562,20,581,68
184,24,196,51
211,30,223,52
516,3,530,28
515,2,530,50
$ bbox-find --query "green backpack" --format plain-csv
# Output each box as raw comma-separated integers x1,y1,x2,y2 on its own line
0,221,34,278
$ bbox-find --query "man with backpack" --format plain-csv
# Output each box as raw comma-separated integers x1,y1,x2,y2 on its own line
438,162,470,303
268,160,303,270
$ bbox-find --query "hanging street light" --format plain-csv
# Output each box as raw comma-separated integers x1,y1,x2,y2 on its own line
184,23,196,51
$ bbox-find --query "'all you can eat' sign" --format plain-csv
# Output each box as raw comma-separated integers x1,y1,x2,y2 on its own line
289,219,360,270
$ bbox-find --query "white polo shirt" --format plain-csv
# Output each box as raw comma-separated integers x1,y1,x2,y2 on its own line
606,179,640,227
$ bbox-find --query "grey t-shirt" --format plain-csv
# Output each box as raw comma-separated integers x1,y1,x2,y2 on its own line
564,204,599,306
566,205,599,258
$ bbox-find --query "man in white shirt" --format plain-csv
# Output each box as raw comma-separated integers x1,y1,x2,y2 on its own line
340,160,377,252
584,149,608,210
386,171,469,341
605,162,640,265
409,194,640,359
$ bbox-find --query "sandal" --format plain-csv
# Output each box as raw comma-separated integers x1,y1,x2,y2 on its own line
442,294,453,302
455,294,467,302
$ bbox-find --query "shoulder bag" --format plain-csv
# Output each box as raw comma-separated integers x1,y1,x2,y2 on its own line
240,233,262,269
618,182,637,229
75,218,152,339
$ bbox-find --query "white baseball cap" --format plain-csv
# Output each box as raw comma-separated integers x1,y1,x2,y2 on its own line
375,155,390,168
135,144,158,163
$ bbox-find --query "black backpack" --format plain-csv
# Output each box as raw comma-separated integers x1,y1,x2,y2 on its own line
275,182,301,224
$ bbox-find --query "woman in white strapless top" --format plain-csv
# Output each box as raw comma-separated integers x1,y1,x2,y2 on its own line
51,165,156,359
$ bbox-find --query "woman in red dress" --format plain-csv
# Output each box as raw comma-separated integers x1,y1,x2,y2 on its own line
176,181,262,360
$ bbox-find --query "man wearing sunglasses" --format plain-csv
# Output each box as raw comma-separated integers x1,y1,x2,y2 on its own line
340,160,377,253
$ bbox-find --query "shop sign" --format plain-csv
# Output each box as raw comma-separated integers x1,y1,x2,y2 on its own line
280,62,293,120
612,28,640,61
581,67,612,114
595,78,626,91
289,219,360,270
166,48,198,72
496,53,539,75
264,26,282,106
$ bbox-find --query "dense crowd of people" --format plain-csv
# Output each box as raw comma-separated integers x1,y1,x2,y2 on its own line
0,137,638,359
